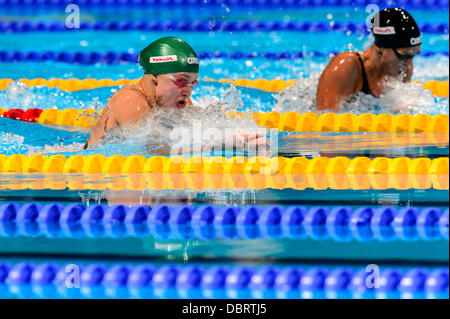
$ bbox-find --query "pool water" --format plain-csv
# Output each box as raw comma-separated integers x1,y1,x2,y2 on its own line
0,1,448,299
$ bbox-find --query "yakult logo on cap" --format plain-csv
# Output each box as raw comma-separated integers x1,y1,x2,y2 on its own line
150,55,178,63
373,26,396,35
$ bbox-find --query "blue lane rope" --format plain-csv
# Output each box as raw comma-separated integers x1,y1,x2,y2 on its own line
0,50,447,64
0,21,448,34
0,0,448,10
0,203,448,242
0,261,448,299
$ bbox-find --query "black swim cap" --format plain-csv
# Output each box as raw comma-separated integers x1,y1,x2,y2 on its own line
371,8,421,48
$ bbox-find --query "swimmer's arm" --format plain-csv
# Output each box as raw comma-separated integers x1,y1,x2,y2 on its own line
87,112,108,146
316,56,360,112
87,89,151,147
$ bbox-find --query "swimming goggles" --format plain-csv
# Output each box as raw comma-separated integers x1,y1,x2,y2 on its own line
166,74,199,88
393,48,418,60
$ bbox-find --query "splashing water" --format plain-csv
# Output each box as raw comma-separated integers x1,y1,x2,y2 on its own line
77,108,103,126
4,81,35,108
273,73,448,115
0,132,49,155
29,84,268,157
26,142,87,156
0,80,106,110
0,133,24,147
273,73,320,113
99,84,265,156
0,83,250,156
198,83,245,114
353,80,448,115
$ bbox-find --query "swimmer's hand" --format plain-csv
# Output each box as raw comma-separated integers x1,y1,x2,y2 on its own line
235,130,270,156
198,129,270,156
237,130,269,148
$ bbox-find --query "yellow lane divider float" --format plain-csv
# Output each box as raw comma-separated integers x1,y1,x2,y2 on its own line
0,78,448,97
1,106,448,133
244,112,449,133
0,155,448,190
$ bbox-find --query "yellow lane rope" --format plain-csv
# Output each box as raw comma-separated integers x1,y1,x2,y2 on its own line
0,78,448,97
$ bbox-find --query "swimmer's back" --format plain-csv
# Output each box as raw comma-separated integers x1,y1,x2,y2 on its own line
86,83,153,147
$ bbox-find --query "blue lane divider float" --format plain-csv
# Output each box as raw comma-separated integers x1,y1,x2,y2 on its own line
0,20,448,34
0,203,448,242
0,0,448,10
0,50,447,65
0,262,448,299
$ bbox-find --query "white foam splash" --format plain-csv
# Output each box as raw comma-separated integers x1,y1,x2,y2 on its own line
26,142,86,156
1,80,106,111
0,133,24,146
273,72,448,115
4,81,35,108
91,84,265,155
273,73,320,113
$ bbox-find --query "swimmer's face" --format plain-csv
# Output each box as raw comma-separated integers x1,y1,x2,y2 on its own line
154,72,198,108
379,45,421,78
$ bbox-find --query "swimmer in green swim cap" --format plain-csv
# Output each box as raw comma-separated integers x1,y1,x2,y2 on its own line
87,36,200,147
316,8,422,112
87,36,267,151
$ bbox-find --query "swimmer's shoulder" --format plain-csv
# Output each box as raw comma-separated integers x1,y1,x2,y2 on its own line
106,85,152,124
109,85,148,103
328,51,361,70
109,85,151,110
326,52,362,91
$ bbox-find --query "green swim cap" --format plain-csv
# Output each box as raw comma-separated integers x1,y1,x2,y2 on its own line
138,37,199,75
